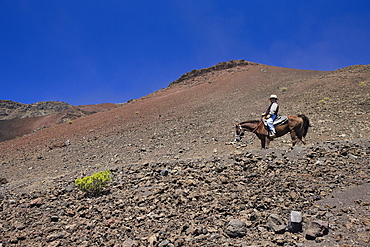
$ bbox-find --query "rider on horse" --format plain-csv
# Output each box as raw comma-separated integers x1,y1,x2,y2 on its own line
262,94,279,138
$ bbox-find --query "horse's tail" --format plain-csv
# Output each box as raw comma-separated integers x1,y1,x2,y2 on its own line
298,114,310,137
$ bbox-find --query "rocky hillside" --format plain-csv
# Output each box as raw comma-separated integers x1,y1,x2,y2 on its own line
1,140,369,246
0,60,369,246
0,102,118,142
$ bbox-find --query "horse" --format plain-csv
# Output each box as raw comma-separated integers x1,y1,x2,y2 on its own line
235,114,310,149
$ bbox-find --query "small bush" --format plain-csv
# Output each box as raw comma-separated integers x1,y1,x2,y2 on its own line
75,170,111,196
359,82,366,86
280,87,288,92
318,99,326,104
323,97,330,101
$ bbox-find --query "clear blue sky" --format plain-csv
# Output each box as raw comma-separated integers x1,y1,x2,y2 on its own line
1,1,369,105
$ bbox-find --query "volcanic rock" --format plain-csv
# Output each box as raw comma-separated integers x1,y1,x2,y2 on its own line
305,220,329,240
267,214,286,234
226,219,248,238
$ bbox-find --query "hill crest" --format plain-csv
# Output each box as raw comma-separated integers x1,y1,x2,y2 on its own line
0,100,73,120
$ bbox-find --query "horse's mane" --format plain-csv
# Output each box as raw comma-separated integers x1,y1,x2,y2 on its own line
239,120,260,124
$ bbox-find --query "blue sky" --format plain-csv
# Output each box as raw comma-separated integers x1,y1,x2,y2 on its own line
1,1,369,105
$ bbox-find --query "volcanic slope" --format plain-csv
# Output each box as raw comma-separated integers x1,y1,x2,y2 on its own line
0,102,118,142
1,61,368,171
0,60,369,246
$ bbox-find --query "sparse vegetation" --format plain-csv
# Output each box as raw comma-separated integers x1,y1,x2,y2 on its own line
280,87,288,92
318,97,330,104
75,170,111,196
358,81,366,86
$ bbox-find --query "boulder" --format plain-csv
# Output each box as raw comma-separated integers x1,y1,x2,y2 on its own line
305,220,329,240
267,214,286,233
226,219,247,238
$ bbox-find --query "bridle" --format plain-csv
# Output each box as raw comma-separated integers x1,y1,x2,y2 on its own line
235,125,244,141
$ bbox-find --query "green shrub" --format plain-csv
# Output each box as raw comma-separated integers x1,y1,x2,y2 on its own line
280,87,288,92
75,170,111,195
359,82,366,86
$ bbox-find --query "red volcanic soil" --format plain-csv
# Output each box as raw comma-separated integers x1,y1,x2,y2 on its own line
0,61,369,246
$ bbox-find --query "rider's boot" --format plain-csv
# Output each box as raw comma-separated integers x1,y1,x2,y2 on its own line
269,130,276,138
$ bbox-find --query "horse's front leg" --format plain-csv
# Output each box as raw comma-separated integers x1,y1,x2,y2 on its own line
260,136,270,149
265,136,270,149
260,136,266,149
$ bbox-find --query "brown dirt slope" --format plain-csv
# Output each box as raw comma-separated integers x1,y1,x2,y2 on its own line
0,60,369,246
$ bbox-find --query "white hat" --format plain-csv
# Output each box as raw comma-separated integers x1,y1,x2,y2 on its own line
270,94,278,99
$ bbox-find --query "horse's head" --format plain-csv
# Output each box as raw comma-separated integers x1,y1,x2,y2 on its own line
235,124,245,142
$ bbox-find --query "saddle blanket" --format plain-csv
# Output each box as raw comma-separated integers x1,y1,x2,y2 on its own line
273,115,288,126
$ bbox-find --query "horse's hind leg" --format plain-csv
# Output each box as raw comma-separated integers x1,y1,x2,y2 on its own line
290,131,298,147
295,127,307,145
298,133,306,145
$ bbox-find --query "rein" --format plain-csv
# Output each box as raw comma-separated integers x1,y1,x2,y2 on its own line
250,121,262,134
237,121,262,143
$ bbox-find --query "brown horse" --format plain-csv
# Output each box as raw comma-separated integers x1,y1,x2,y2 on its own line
235,114,310,149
